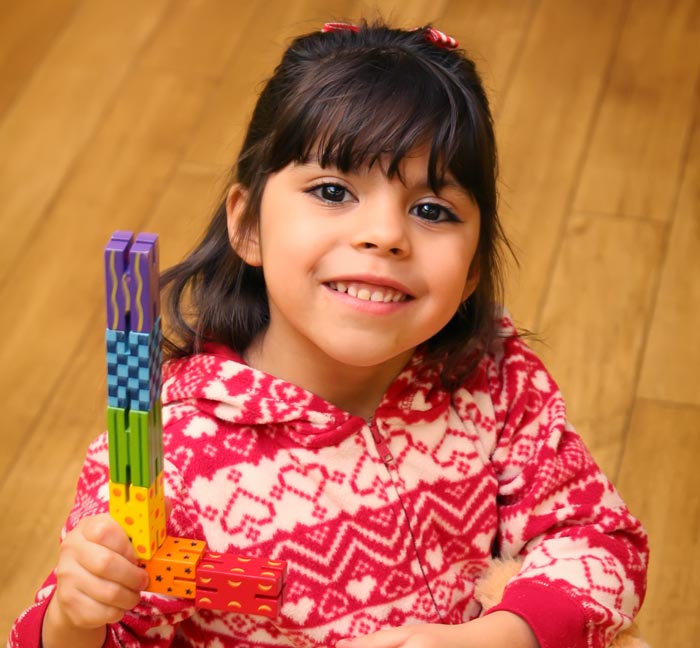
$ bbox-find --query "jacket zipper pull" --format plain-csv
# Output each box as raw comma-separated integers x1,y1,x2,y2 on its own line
368,418,393,465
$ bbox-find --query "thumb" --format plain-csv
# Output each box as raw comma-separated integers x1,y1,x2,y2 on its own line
81,514,138,561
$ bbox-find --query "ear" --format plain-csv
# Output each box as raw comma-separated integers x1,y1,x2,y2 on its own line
461,259,480,301
226,183,262,267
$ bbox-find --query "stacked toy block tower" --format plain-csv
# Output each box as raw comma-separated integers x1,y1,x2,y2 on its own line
103,231,287,618
105,231,166,559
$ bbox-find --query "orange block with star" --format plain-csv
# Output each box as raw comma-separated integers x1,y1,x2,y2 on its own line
139,536,206,598
109,471,166,559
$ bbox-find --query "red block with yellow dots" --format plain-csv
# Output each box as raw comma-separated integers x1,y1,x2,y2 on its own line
195,552,287,617
108,472,167,559
139,536,206,598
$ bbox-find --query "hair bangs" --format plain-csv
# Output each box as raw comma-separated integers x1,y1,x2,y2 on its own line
266,49,485,197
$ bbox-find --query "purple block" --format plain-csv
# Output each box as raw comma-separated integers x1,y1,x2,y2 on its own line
105,231,134,332
104,231,160,333
129,233,160,333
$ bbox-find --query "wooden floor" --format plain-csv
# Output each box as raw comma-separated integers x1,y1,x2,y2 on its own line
1,0,698,644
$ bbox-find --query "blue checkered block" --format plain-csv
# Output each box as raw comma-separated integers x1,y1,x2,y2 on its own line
106,317,162,411
127,318,162,411
106,328,130,409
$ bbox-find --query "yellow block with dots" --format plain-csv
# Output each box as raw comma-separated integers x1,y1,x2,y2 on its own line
109,471,167,559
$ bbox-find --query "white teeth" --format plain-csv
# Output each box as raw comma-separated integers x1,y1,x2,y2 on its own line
328,281,407,303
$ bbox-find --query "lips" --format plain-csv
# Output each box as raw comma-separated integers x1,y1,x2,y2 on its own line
326,280,410,303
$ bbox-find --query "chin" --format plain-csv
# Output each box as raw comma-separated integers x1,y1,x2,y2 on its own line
323,345,414,372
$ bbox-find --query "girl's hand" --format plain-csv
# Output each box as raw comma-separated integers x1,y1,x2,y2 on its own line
336,611,539,648
42,514,149,647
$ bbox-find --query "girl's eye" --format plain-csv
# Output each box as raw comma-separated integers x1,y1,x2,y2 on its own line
308,183,352,203
412,202,459,223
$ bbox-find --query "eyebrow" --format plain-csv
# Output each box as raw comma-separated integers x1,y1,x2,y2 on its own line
294,160,474,201
431,178,473,198
410,176,474,203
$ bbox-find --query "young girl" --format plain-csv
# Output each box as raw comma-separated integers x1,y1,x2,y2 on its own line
11,21,648,648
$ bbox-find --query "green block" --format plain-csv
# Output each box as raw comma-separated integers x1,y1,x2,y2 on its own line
107,402,163,487
128,404,163,487
107,407,129,484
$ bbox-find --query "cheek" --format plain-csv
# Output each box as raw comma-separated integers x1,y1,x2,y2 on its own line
456,231,481,300
461,255,480,300
436,241,478,298
260,231,316,274
258,227,323,301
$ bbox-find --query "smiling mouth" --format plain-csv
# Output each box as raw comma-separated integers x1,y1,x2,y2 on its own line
326,281,411,303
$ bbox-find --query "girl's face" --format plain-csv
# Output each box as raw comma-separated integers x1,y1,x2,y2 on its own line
228,147,480,405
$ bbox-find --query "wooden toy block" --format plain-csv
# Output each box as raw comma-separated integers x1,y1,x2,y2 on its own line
104,231,160,334
105,231,135,332
126,319,162,411
109,472,167,559
139,536,206,598
106,319,162,411
106,328,130,409
107,403,163,488
107,406,129,484
128,233,160,333
195,552,287,618
127,404,164,487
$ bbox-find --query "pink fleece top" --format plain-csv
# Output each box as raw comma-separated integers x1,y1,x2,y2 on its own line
9,315,648,648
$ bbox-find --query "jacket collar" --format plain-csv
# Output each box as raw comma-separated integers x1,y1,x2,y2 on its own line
162,344,449,448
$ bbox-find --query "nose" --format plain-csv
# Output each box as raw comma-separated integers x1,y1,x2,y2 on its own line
350,200,410,257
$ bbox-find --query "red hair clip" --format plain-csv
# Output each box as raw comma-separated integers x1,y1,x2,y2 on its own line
322,22,359,34
321,23,458,49
422,27,458,49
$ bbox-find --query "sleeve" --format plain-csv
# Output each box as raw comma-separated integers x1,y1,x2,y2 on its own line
477,334,648,648
7,433,199,648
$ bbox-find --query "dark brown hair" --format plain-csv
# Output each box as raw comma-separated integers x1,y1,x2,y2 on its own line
161,21,513,387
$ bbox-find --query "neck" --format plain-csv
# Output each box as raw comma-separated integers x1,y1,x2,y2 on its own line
244,335,413,419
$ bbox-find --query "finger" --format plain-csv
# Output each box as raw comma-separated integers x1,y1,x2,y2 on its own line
59,581,132,628
79,543,149,592
55,564,140,629
71,561,144,611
